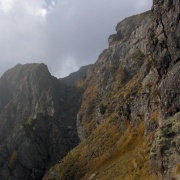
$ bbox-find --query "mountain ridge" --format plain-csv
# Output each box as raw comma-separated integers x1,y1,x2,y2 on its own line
59,65,91,86
0,0,179,179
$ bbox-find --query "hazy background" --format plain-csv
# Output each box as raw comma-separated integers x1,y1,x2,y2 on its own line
0,0,152,78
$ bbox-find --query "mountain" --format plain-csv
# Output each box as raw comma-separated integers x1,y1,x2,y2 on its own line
59,65,91,86
0,63,83,179
0,0,180,179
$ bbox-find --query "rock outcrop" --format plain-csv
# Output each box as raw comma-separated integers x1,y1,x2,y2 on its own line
151,112,180,180
148,0,180,179
0,63,82,179
148,0,180,122
76,10,156,142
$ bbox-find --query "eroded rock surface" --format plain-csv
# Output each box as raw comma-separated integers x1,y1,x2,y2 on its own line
148,0,180,122
0,64,82,179
151,112,180,180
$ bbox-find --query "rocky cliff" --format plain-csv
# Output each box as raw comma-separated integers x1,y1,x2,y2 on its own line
0,0,179,179
43,0,180,179
0,63,83,179
44,10,158,180
148,0,180,179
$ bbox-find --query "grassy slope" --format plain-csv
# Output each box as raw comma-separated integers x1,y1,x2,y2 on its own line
42,10,164,175
44,120,157,180
82,123,156,180
43,55,159,180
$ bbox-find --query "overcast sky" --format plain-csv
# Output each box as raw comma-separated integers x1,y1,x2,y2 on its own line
0,0,152,78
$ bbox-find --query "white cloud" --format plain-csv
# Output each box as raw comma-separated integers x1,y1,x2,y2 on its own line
0,0,47,18
0,0,14,13
59,56,79,77
0,0,47,70
21,0,47,18
51,1,55,6
0,0,152,78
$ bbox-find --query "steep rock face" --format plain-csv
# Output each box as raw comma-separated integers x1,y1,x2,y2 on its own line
148,0,180,179
151,112,180,180
76,10,156,141
0,64,60,141
43,0,179,179
148,0,180,122
0,64,81,179
44,10,158,180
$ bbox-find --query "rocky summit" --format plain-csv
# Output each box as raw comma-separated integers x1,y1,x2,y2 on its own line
0,0,180,180
0,63,82,179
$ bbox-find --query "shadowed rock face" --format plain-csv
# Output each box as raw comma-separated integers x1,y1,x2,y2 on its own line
148,0,180,121
151,112,180,180
0,63,82,180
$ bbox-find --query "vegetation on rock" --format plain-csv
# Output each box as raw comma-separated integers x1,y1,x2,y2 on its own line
9,150,18,170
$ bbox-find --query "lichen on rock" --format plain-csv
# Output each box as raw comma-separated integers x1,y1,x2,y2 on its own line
151,112,180,180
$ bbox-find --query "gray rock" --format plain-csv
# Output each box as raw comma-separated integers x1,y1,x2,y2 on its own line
147,0,180,122
0,63,81,179
151,112,180,180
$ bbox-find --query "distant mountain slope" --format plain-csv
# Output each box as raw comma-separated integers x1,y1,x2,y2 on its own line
59,65,91,86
